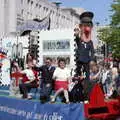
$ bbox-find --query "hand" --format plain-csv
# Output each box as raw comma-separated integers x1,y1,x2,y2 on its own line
46,83,51,88
80,76,85,80
13,62,19,67
75,81,78,84
24,81,31,84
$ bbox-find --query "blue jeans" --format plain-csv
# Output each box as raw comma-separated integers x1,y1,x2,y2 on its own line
40,83,52,103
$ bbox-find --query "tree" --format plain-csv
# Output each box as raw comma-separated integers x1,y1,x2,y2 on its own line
97,0,120,58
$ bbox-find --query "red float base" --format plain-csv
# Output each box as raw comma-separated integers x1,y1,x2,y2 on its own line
84,84,120,120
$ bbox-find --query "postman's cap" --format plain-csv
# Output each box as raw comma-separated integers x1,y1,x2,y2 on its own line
80,11,94,25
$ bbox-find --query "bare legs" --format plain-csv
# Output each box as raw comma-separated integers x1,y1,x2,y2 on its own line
51,88,69,103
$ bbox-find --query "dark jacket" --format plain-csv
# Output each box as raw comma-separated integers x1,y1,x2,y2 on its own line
75,36,95,63
35,65,55,84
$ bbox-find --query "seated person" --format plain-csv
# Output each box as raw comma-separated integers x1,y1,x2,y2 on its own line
51,58,71,104
14,61,39,99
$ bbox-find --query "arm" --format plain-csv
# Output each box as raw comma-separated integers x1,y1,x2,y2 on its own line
90,71,101,81
24,79,35,84
52,69,57,80
34,65,43,71
12,62,21,72
67,69,72,84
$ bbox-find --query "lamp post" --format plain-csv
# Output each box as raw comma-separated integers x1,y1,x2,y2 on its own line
13,32,20,62
52,1,62,28
10,32,24,68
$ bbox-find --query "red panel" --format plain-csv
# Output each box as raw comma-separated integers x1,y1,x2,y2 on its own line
84,84,120,119
89,84,105,106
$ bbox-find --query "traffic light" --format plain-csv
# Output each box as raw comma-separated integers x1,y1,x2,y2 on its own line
107,45,112,54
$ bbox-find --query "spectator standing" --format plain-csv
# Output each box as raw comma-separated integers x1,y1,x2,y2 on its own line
116,69,120,95
101,63,112,99
111,62,119,98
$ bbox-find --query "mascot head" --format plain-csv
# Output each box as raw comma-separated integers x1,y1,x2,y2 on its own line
79,11,94,42
80,11,94,26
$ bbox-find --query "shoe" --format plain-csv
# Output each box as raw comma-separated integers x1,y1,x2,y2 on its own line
50,101,55,103
50,97,56,103
50,100,55,103
84,100,89,104
66,101,70,104
80,101,83,103
41,101,46,104
16,94,23,98
27,95,32,100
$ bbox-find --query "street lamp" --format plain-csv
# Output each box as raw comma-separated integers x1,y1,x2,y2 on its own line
52,1,62,28
10,32,24,69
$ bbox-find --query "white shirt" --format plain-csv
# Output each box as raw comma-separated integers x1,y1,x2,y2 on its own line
102,70,110,84
22,69,35,81
53,67,71,81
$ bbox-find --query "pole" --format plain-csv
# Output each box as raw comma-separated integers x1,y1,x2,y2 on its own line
16,33,19,62
53,2,62,28
105,43,108,58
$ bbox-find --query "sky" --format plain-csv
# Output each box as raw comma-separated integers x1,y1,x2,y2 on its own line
49,0,113,26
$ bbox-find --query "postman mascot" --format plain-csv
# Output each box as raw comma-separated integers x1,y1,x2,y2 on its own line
73,11,95,101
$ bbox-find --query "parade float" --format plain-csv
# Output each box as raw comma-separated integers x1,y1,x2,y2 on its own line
0,25,120,119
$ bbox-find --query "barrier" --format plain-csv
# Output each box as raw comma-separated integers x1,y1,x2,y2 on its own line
0,96,85,120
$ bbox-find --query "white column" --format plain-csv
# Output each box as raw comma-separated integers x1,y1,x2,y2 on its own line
0,0,5,38
8,0,17,35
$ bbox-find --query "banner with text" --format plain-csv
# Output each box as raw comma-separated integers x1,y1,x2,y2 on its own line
0,96,85,120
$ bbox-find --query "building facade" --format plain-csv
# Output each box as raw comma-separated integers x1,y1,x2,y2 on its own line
0,0,84,38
